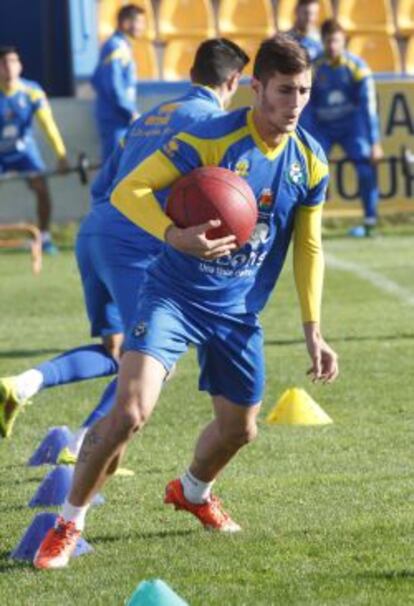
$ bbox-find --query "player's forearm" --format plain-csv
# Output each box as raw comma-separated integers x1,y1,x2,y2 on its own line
111,86,136,120
111,150,178,240
35,107,67,158
293,204,325,324
109,66,137,119
359,78,381,145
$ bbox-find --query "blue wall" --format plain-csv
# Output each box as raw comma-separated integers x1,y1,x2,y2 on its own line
0,0,74,96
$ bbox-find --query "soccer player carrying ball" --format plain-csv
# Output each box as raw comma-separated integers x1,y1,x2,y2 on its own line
34,34,339,570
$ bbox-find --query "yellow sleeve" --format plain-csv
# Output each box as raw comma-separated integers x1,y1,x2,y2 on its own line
35,106,66,159
293,204,324,323
111,150,180,241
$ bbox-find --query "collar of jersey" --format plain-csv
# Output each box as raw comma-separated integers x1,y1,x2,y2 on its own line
0,80,24,96
247,109,289,160
191,84,223,109
116,30,132,46
291,28,320,42
322,53,347,68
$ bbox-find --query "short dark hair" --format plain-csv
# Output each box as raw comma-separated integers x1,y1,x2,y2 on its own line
253,34,311,84
296,0,319,7
0,46,18,60
321,19,344,38
117,4,145,25
191,38,249,87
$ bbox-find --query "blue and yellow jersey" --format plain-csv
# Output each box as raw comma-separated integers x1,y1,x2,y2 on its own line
91,31,137,125
111,108,329,321
288,29,323,61
308,51,380,143
81,85,223,258
0,78,66,158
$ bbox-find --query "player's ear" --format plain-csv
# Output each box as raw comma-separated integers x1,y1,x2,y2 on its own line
251,77,262,96
227,70,241,93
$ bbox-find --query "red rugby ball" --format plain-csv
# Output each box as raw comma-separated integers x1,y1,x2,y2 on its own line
166,166,258,247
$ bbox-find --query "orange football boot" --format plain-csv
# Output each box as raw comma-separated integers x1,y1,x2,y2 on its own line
164,478,241,532
33,517,80,569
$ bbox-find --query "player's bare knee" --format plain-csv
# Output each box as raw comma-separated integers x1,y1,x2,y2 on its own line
112,400,149,438
221,422,258,448
239,423,258,445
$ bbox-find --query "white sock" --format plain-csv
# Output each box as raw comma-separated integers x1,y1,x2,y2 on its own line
61,499,90,531
14,369,44,400
67,427,88,457
181,469,214,504
41,231,51,243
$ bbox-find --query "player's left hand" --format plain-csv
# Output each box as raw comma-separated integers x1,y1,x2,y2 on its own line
56,156,70,174
303,322,339,384
370,142,384,165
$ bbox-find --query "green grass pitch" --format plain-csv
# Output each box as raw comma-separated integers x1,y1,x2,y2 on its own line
0,235,413,605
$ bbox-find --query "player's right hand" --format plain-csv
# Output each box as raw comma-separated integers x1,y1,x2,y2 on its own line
165,220,237,260
303,322,339,384
370,142,384,165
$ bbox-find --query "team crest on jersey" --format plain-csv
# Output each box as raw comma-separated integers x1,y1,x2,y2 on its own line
327,90,346,105
163,138,179,158
258,188,273,210
234,159,249,177
248,222,270,250
286,162,304,185
133,321,147,337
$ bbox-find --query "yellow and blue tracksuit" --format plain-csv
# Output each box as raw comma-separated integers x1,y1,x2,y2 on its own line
0,78,66,173
111,108,328,405
77,85,224,338
306,51,380,224
91,31,137,160
288,29,323,61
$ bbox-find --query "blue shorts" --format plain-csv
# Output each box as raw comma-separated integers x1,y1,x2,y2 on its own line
76,229,156,337
0,142,45,174
125,288,265,406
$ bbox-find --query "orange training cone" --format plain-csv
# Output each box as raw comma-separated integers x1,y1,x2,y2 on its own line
266,388,333,426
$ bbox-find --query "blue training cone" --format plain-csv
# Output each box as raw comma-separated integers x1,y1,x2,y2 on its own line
28,465,105,507
126,579,189,606
27,426,73,466
10,512,93,562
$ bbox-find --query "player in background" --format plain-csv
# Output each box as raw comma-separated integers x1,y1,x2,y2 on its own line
34,35,338,570
305,19,384,237
0,40,249,458
0,46,68,254
92,4,145,161
287,0,323,61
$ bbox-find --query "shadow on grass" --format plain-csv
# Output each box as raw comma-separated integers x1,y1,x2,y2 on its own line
0,463,25,471
0,550,34,574
0,504,29,513
92,528,196,545
0,477,42,487
265,333,414,347
356,569,414,580
0,348,64,359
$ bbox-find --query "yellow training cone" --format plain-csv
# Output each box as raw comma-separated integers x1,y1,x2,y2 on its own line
266,388,333,426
